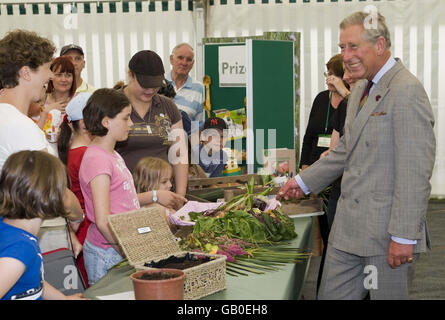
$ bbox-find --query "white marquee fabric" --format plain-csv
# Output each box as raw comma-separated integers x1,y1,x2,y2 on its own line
0,1,199,87
207,0,445,197
1,0,444,196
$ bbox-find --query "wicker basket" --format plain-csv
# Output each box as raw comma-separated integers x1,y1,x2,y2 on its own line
108,207,226,300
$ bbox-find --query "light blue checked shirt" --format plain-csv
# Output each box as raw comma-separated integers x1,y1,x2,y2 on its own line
166,72,205,130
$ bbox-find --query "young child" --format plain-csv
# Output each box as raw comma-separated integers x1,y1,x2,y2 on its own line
57,92,93,288
0,150,85,300
79,88,140,285
192,117,228,177
27,85,60,157
133,157,177,232
80,89,188,285
28,85,48,127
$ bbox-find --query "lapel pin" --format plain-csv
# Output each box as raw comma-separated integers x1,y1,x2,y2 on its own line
376,95,381,101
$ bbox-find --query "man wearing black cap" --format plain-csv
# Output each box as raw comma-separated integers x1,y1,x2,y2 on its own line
60,44,95,94
115,50,188,210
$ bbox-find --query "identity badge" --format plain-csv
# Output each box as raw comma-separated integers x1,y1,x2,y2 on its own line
317,134,331,148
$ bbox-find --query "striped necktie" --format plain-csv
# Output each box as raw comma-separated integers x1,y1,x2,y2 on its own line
359,81,373,108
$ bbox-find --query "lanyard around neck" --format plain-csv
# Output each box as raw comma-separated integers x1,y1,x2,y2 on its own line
325,92,332,133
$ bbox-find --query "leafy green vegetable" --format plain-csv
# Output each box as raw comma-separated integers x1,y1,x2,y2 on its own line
189,211,203,221
178,177,309,277
193,210,269,243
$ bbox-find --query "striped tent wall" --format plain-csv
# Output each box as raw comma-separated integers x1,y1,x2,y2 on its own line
206,0,445,197
0,1,198,88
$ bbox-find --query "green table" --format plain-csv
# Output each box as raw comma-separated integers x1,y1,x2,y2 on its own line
84,216,314,300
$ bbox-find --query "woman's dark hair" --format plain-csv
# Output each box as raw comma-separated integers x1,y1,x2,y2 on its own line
57,120,81,165
46,56,77,98
83,88,131,137
0,150,68,220
326,54,344,78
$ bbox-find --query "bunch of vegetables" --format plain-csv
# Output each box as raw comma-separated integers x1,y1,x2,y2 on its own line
189,178,297,243
179,230,310,276
179,178,310,276
180,232,252,263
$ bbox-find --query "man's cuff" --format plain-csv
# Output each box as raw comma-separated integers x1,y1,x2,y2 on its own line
295,175,310,195
391,236,417,245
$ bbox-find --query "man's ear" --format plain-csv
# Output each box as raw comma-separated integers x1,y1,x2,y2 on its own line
375,36,387,56
170,54,174,65
19,66,32,81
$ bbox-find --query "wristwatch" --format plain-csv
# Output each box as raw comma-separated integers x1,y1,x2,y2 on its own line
152,190,158,203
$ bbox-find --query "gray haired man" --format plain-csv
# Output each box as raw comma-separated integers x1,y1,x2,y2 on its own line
277,11,435,299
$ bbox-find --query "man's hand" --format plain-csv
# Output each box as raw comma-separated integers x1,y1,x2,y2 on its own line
158,190,187,210
387,240,414,269
66,293,88,300
320,150,330,158
276,177,305,201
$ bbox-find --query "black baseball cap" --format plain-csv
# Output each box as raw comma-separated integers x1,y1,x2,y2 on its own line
129,50,166,88
60,44,84,56
203,117,227,131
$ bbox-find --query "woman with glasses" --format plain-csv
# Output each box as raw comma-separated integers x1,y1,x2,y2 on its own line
300,54,347,170
299,53,350,294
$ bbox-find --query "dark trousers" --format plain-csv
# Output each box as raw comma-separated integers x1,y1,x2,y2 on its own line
316,188,333,294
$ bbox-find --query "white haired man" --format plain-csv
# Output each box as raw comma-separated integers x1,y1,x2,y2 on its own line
277,11,436,299
166,43,205,131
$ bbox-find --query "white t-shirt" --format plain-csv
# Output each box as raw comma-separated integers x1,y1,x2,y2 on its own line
0,103,47,170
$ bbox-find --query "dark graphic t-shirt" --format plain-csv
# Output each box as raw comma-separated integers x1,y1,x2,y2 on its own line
115,93,182,173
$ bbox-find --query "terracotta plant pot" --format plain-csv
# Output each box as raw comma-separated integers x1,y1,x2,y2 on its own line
130,268,186,300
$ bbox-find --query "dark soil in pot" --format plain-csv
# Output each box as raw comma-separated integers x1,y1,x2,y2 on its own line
138,271,180,280
144,252,212,270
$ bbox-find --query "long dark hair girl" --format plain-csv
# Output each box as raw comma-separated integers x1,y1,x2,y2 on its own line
57,92,92,165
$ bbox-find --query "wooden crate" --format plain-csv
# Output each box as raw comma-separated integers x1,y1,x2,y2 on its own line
187,174,266,201
224,186,281,201
188,173,262,191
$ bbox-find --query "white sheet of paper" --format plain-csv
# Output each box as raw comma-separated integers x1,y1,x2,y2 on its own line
97,291,135,300
288,211,325,218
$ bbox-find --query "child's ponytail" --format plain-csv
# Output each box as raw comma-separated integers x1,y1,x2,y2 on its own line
57,119,78,165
